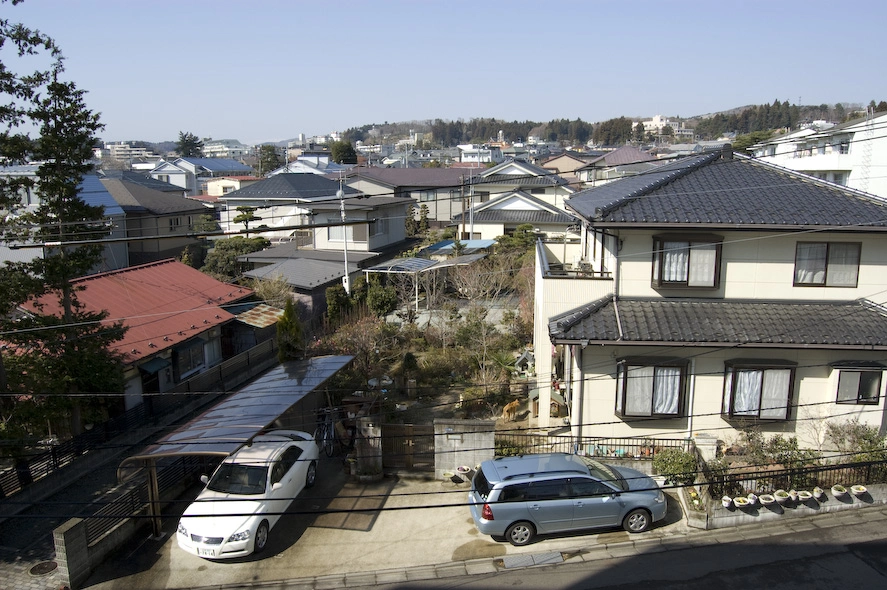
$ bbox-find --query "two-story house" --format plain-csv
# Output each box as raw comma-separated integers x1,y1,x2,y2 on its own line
100,178,207,265
751,112,887,199
150,157,254,196
532,147,887,452
342,167,474,228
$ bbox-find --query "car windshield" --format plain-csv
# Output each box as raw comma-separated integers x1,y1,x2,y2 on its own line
207,463,267,495
579,456,628,492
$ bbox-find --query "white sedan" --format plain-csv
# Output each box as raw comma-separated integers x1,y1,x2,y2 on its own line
176,430,318,559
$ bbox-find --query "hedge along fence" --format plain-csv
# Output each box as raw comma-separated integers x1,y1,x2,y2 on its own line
702,458,887,499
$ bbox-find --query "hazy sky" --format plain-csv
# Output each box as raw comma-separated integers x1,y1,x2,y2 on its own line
5,0,886,145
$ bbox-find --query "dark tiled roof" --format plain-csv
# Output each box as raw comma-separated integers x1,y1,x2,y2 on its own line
98,170,185,193
223,173,360,200
476,173,567,188
100,179,206,214
549,296,887,349
344,167,469,188
566,150,887,230
453,209,575,224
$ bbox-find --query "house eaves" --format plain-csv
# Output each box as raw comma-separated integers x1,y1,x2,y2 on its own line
550,297,887,350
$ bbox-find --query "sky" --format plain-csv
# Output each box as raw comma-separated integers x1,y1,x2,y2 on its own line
4,0,887,145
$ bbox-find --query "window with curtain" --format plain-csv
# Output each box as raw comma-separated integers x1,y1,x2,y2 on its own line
652,236,721,288
836,369,882,404
615,360,686,418
722,362,794,420
794,242,860,287
328,218,353,242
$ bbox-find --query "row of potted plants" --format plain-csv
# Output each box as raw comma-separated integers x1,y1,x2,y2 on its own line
722,484,868,508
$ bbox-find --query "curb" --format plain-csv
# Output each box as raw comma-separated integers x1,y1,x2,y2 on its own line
187,501,887,590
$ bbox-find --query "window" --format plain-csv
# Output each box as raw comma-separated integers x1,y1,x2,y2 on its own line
838,141,850,155
652,235,721,288
169,216,181,232
370,216,389,236
615,359,687,418
418,190,435,202
832,172,847,186
174,339,205,380
328,218,353,242
835,365,883,405
157,174,170,183
794,242,860,287
722,361,795,420
569,479,613,497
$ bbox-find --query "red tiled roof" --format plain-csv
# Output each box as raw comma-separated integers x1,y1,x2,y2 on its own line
30,259,253,364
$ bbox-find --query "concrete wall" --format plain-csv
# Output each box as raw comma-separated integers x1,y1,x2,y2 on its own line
433,419,495,480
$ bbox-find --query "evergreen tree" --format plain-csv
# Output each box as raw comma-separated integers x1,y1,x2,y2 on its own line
0,18,126,437
276,298,304,361
176,131,203,157
257,144,282,174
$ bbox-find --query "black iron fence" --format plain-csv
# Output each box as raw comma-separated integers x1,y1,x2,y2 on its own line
494,433,692,459
703,459,887,498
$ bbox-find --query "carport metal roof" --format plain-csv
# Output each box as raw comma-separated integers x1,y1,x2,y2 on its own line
117,354,353,481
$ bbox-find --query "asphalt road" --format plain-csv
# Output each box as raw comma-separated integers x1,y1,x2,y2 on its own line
356,519,887,590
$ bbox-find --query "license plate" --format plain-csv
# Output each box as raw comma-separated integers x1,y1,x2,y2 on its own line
198,548,216,558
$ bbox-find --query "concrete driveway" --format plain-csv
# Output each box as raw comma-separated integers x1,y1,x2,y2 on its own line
81,456,686,590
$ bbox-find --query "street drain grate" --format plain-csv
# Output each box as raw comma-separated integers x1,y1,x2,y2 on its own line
29,561,58,576
500,551,563,569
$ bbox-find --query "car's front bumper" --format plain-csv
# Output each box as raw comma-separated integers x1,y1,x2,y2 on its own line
176,531,251,559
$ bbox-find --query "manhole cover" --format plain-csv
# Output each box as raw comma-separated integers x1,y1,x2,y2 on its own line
29,561,58,576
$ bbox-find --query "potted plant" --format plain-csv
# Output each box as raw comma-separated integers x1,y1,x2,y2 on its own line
831,484,848,498
759,494,776,505
747,493,759,506
851,484,867,497
798,490,813,502
788,489,799,501
722,496,733,508
774,489,791,504
733,496,750,508
813,486,824,499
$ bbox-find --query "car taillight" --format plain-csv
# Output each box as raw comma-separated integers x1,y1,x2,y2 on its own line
481,503,494,520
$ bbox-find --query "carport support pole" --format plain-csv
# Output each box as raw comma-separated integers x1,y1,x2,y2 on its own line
146,459,163,538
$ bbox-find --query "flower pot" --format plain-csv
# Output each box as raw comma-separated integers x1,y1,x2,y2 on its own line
747,493,758,506
733,496,750,508
798,490,813,502
831,484,847,498
759,494,776,505
774,489,791,504
813,486,824,499
851,484,867,497
788,490,799,501
722,496,733,508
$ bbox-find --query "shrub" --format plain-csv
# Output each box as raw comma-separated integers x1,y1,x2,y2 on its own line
652,448,698,485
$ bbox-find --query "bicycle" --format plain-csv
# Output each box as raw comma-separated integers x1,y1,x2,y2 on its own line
313,407,335,457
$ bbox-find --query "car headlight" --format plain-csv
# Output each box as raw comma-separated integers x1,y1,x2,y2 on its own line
228,530,251,543
655,491,666,503
177,522,187,536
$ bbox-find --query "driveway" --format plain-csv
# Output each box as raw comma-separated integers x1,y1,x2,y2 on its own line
81,456,687,589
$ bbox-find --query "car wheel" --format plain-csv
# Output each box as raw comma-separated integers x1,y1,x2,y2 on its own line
505,521,535,546
306,460,317,488
254,520,270,553
623,508,650,533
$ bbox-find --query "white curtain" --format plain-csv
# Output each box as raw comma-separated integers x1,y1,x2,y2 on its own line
837,371,860,403
662,241,689,282
653,367,681,414
688,243,717,287
760,369,790,419
733,369,762,415
825,243,859,286
625,366,654,415
794,243,826,284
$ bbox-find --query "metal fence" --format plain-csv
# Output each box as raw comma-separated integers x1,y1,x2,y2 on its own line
494,433,692,459
703,459,887,498
0,339,278,500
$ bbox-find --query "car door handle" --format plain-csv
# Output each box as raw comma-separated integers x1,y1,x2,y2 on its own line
530,503,541,511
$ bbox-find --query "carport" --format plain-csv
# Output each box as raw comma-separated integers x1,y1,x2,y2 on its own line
117,354,354,537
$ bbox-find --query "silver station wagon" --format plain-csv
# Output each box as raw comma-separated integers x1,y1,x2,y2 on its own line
468,453,667,546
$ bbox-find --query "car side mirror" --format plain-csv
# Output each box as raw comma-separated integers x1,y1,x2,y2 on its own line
271,482,283,491
200,475,209,484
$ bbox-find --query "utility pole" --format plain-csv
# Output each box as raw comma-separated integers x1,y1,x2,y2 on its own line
338,175,350,294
